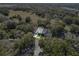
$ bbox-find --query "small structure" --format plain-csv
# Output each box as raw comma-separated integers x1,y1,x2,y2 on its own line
33,27,52,39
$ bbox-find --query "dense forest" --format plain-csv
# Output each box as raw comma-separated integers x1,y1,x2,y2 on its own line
0,3,79,56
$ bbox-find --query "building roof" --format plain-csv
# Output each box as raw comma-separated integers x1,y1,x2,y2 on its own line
35,27,44,34
34,27,52,38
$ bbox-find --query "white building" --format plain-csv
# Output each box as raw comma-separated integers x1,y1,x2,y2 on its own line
33,27,52,39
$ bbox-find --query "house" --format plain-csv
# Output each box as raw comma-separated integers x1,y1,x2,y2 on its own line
33,27,52,39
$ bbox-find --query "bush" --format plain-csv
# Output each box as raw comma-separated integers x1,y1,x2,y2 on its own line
0,30,8,39
0,14,9,23
25,17,31,23
63,16,73,25
70,24,79,35
14,30,24,39
4,20,17,29
16,23,33,33
73,17,79,25
38,19,50,27
10,15,22,21
50,20,65,37
0,8,9,16
35,11,45,18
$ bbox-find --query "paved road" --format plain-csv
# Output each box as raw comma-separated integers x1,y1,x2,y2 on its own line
34,39,42,56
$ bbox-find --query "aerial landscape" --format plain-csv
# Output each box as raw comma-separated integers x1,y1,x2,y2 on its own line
0,3,79,56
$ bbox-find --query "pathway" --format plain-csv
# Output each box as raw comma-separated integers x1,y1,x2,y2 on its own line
34,39,42,56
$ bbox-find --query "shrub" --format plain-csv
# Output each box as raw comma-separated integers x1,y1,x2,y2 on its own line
16,24,33,33
25,17,31,23
4,20,17,29
0,8,9,16
50,20,65,37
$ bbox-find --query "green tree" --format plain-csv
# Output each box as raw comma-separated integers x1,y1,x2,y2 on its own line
0,44,11,56
70,24,79,34
50,20,65,37
39,38,79,56
16,23,33,33
13,32,34,55
38,19,50,27
0,8,9,16
4,20,17,29
63,16,73,25
25,17,31,23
